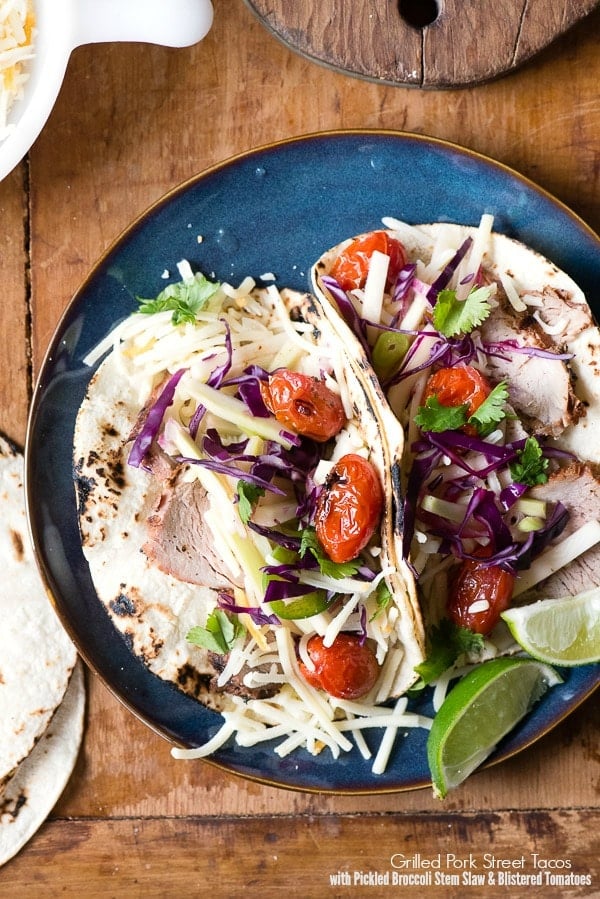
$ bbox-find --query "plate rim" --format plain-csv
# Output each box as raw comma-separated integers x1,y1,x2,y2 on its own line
25,128,600,795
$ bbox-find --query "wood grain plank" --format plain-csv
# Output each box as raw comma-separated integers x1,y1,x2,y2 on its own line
422,0,600,87
23,0,600,829
0,164,29,445
2,811,598,897
245,0,600,87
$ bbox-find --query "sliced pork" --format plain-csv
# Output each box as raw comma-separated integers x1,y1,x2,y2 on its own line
208,651,279,700
143,466,242,589
480,290,585,437
522,286,592,343
530,461,600,535
525,461,600,598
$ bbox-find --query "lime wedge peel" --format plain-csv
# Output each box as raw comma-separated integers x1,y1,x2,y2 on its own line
501,589,600,667
427,657,562,799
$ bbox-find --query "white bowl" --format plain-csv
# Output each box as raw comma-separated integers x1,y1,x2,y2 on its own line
0,0,214,182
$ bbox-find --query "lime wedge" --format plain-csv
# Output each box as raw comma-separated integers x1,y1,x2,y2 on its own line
501,589,600,666
427,658,561,798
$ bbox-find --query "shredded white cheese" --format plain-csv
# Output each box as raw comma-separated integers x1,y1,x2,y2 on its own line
362,250,389,325
0,0,34,142
513,520,600,597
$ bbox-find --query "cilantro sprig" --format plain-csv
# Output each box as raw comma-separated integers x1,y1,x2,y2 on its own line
369,580,393,621
236,481,265,524
300,527,360,579
432,285,493,338
137,272,220,325
509,436,549,487
412,619,485,690
415,380,509,435
414,396,470,433
468,381,509,435
187,609,245,655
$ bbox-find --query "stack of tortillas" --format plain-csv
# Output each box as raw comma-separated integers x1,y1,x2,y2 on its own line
0,434,84,867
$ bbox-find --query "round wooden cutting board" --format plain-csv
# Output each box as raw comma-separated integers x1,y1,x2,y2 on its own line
244,0,600,88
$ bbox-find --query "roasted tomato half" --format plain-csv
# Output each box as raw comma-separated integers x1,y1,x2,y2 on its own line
298,633,380,700
447,554,515,635
260,369,346,442
315,453,384,563
423,364,492,419
330,230,408,292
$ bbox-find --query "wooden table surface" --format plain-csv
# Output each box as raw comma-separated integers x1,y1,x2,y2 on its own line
1,2,599,896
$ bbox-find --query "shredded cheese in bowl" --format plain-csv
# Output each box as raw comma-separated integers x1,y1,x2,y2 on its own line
0,0,35,142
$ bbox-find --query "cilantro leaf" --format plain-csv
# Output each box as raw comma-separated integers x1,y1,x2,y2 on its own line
432,285,493,338
299,527,360,579
412,619,485,689
186,609,245,655
236,480,265,524
468,380,509,435
369,579,392,621
137,272,220,325
414,395,469,433
509,436,549,487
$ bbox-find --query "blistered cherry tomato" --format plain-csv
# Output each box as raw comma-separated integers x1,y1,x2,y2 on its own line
447,554,515,635
260,370,346,442
423,364,491,419
298,633,380,699
330,230,407,292
315,454,384,563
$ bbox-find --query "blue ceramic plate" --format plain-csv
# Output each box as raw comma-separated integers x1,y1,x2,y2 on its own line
26,131,600,793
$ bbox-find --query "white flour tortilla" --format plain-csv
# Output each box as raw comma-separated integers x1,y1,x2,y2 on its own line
312,221,600,462
0,436,77,792
73,288,426,704
0,661,85,867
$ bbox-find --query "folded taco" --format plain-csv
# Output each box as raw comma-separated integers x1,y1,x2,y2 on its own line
311,215,600,662
74,263,427,766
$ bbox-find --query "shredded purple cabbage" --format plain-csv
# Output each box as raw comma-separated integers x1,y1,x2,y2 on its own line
353,604,367,646
425,237,473,304
222,364,271,418
217,591,280,626
498,481,528,511
189,323,233,439
178,455,286,494
128,368,186,468
415,430,518,479
263,577,318,604
516,501,569,569
319,275,370,352
203,428,249,460
482,339,574,363
246,521,302,551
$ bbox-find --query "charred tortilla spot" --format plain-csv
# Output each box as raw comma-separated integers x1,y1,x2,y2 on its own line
10,528,24,562
109,592,137,617
105,451,126,490
138,629,165,662
176,663,213,699
390,461,405,537
0,790,28,820
121,631,134,652
73,472,97,517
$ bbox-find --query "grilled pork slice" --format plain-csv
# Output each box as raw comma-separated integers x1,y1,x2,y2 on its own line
143,465,242,589
480,290,585,437
208,651,279,701
523,285,593,343
525,461,600,598
530,461,600,534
